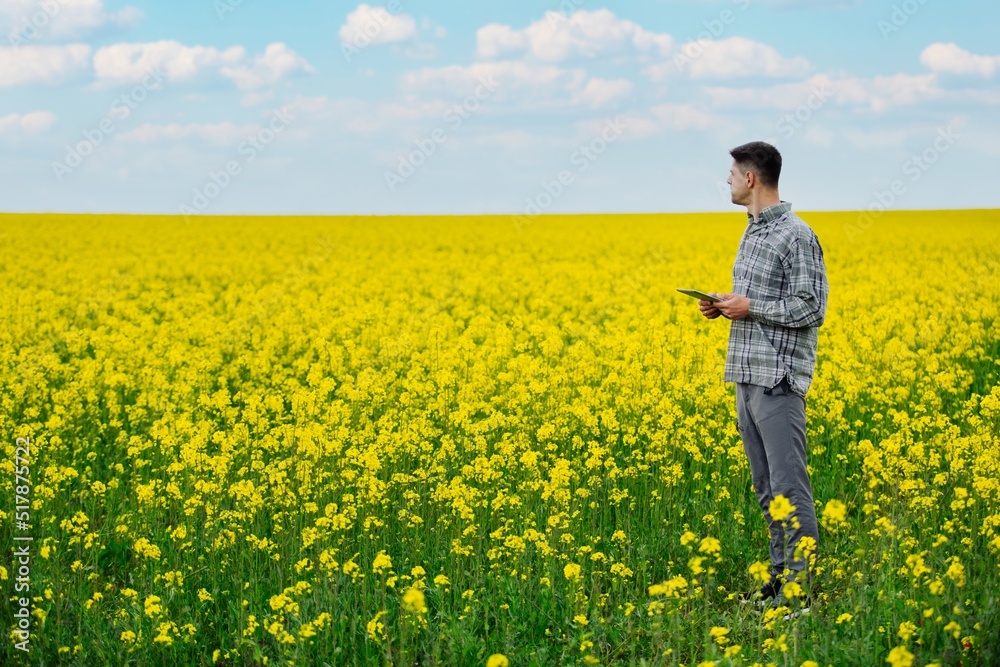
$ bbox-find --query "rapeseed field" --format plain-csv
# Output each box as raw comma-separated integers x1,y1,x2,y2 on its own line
1,210,998,666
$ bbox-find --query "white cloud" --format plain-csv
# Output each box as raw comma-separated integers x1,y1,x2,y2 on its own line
704,72,938,112
0,110,57,133
401,59,640,111
651,36,810,80
93,40,244,85
649,103,717,129
290,96,445,134
0,0,141,42
377,99,451,121
402,60,585,102
920,42,1000,78
221,42,315,90
802,124,834,148
0,43,90,86
117,121,259,145
573,78,633,108
92,41,312,90
339,3,417,46
617,103,721,138
476,9,673,62
868,73,941,111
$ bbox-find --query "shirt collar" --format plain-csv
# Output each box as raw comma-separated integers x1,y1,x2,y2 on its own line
748,201,792,225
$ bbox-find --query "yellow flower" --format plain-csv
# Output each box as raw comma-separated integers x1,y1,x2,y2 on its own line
648,574,688,598
886,645,914,667
402,586,427,615
144,595,162,618
153,622,175,646
769,495,795,522
836,613,853,625
367,611,388,640
698,537,721,556
946,560,965,587
800,661,819,667
573,614,589,626
710,626,730,646
564,563,582,582
749,561,771,585
897,621,917,641
372,551,393,575
822,499,847,524
782,581,803,599
486,655,509,667
162,571,183,588
133,537,161,560
120,631,136,644
610,562,633,579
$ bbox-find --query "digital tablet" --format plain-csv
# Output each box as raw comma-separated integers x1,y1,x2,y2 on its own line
677,288,722,302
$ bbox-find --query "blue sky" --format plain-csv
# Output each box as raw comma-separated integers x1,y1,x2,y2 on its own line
1,0,998,215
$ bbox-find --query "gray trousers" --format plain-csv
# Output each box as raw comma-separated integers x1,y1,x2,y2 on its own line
736,376,819,583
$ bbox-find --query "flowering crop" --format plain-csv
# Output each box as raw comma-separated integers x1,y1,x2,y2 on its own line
0,210,998,665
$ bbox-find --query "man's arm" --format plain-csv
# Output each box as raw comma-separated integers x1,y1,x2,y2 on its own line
747,236,828,328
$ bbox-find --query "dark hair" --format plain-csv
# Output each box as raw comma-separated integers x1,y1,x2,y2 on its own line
730,141,782,189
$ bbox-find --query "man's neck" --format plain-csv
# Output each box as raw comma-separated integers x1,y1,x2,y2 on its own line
747,191,782,222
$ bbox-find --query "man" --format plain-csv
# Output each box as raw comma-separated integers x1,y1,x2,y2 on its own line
699,141,829,612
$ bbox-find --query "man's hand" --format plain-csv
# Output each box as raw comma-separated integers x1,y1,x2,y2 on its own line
699,293,724,320
716,293,751,320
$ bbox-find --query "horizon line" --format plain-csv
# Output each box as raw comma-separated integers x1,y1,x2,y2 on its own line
1,207,998,219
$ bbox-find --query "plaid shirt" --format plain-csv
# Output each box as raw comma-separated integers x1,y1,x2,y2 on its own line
723,201,829,397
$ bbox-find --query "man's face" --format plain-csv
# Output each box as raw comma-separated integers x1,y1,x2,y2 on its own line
728,160,751,206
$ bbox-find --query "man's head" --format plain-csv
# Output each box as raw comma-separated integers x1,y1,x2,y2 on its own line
728,141,781,206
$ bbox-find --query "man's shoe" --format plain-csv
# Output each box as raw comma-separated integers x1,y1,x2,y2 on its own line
768,589,814,620
739,578,781,607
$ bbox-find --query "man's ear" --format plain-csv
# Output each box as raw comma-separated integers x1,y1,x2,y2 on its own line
745,171,756,188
